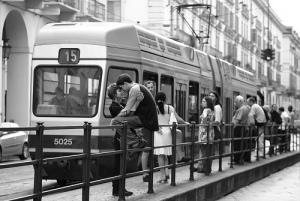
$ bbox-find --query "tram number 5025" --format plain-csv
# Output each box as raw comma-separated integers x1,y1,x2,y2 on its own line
58,48,80,64
54,138,73,146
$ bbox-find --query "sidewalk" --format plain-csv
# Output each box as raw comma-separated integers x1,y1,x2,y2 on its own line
43,157,233,201
42,141,300,201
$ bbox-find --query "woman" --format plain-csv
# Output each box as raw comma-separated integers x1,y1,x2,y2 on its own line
209,91,223,139
154,92,177,183
195,96,215,175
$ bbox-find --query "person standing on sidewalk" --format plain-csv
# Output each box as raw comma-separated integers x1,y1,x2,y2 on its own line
247,97,266,158
232,95,250,164
107,83,133,197
195,96,215,175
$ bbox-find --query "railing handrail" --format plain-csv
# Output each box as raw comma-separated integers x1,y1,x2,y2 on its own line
0,122,299,201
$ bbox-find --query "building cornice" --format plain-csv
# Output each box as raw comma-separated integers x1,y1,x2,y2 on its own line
252,0,286,32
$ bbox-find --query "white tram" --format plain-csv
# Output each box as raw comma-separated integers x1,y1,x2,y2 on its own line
29,22,257,184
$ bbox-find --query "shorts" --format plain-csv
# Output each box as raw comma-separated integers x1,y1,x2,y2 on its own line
142,128,153,147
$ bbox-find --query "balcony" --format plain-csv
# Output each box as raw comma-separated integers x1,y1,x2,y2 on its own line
77,0,105,22
40,0,80,21
1,0,43,9
206,46,222,58
286,87,296,96
276,85,287,94
256,74,267,87
242,6,249,20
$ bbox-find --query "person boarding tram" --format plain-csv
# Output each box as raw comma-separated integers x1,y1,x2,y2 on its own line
111,74,159,183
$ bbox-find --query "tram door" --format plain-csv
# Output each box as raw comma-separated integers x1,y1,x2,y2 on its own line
175,82,187,156
175,82,187,120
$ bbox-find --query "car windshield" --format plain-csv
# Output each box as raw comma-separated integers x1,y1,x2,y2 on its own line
33,66,101,117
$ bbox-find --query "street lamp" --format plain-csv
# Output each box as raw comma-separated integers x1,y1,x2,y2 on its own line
2,38,11,122
2,38,11,59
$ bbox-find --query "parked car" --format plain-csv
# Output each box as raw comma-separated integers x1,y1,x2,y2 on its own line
0,122,29,162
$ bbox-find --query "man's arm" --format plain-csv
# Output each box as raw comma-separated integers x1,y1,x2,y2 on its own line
118,85,140,116
130,91,144,112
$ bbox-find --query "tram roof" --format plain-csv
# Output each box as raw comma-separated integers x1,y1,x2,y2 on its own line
36,22,141,49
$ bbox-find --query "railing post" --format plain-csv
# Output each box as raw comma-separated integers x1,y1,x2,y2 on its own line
189,122,196,181
171,122,177,186
218,123,223,172
204,123,211,176
240,125,244,165
256,126,259,161
119,121,128,201
148,128,154,194
33,122,44,201
82,122,91,201
249,125,253,163
263,125,266,159
230,123,234,168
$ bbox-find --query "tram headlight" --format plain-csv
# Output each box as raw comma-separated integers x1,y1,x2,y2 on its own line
77,160,82,166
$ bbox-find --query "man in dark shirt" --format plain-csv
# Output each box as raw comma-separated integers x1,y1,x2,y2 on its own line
270,104,282,155
111,74,159,182
107,83,133,197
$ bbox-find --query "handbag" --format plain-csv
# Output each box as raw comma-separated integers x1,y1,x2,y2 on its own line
168,106,178,125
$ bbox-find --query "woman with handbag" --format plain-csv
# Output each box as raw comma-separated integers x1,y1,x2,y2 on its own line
154,92,177,183
195,96,215,175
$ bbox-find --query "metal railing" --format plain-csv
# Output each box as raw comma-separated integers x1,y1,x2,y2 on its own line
0,122,299,201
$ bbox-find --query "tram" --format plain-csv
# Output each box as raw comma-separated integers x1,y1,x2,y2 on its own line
29,22,257,184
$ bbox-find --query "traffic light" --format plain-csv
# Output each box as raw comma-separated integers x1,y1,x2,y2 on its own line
261,49,267,60
270,48,275,61
261,48,275,61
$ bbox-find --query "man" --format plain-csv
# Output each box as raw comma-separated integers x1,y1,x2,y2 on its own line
247,97,267,158
269,104,282,155
112,74,159,182
278,107,290,153
232,95,251,164
287,105,295,151
144,80,156,97
107,83,133,197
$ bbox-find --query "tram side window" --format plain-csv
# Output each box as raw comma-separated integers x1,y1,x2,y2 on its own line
33,66,101,117
143,71,158,97
104,67,137,117
160,75,173,105
189,81,199,123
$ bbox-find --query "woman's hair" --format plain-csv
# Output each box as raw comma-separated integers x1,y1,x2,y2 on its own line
155,92,167,114
107,83,118,100
209,90,221,107
203,96,214,111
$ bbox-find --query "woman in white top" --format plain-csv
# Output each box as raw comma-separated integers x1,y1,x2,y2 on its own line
209,91,223,139
154,92,177,183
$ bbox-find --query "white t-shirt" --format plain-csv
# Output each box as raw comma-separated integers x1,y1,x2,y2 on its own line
214,104,222,123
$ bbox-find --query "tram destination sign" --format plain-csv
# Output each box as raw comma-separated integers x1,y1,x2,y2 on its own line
58,48,80,64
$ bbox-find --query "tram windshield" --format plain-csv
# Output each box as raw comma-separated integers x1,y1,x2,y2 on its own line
33,66,101,117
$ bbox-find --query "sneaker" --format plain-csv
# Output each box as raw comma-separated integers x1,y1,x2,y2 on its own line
112,189,133,197
143,175,149,182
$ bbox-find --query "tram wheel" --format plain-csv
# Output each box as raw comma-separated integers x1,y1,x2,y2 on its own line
0,148,2,162
57,179,68,186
